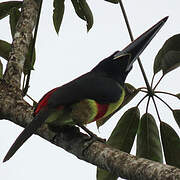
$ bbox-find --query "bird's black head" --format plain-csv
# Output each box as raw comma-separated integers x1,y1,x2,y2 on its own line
91,16,168,86
91,51,132,85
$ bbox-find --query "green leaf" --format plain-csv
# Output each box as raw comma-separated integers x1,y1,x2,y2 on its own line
160,122,180,168
0,59,3,79
71,0,93,31
120,83,140,108
97,107,140,180
161,51,180,75
97,168,117,180
176,93,180,99
0,40,11,60
153,34,180,75
104,0,119,4
107,107,140,152
71,0,85,20
136,113,163,163
53,0,65,34
23,38,36,75
96,83,139,128
0,1,22,20
154,48,163,75
173,109,180,129
9,7,21,38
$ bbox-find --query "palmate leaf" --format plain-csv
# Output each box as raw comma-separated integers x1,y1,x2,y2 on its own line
136,113,163,163
96,83,139,128
176,93,180,100
104,0,119,4
0,59,3,79
96,169,117,180
153,34,180,75
23,38,36,75
97,107,140,180
71,0,93,31
172,109,180,129
107,107,140,151
120,83,140,107
160,122,180,168
53,0,65,34
0,39,11,60
161,51,180,75
9,7,21,38
71,0,85,20
0,1,22,20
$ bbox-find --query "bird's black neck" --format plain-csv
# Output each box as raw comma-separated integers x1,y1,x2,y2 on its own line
90,70,126,87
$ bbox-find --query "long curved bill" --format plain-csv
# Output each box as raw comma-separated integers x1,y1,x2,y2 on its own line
114,16,168,71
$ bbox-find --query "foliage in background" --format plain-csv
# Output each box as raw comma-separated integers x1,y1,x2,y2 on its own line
0,1,179,180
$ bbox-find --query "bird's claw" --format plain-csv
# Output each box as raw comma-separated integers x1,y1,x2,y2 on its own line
88,133,106,143
77,124,106,143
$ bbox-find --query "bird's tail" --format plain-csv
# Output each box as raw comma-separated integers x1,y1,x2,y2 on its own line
3,109,50,162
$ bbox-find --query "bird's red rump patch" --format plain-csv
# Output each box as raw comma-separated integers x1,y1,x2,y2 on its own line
94,103,108,121
34,88,58,115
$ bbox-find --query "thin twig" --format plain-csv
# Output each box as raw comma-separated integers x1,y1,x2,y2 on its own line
154,94,173,111
137,87,147,90
151,97,161,122
118,0,134,41
118,0,152,92
151,74,155,88
26,94,37,104
136,94,148,107
155,91,178,99
139,89,148,93
146,96,151,114
153,74,164,90
22,74,26,90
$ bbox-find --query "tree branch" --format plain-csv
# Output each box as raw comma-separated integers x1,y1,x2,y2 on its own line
1,0,180,179
3,0,39,88
0,81,180,180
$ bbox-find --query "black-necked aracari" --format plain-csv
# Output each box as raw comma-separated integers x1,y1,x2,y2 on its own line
3,17,168,162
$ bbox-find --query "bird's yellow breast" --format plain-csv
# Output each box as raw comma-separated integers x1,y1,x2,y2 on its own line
102,88,125,119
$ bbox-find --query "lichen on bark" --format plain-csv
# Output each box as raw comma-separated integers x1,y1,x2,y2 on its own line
1,1,180,179
3,0,39,88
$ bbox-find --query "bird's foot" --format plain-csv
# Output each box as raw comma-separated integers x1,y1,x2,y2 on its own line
49,125,81,143
77,124,106,143
78,125,106,156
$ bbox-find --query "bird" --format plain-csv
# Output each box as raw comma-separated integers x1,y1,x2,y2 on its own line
3,16,168,162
